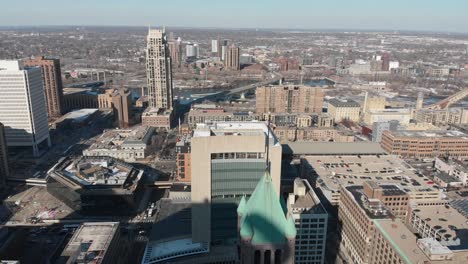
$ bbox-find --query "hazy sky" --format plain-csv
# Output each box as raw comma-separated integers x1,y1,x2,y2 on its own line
2,0,468,32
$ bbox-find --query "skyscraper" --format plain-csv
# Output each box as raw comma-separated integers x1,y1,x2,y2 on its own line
221,40,228,61
0,123,9,188
381,52,390,71
0,60,50,157
225,44,240,71
191,122,282,244
24,56,64,118
146,28,173,110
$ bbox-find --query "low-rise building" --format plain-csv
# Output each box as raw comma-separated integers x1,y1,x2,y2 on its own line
364,108,411,125
435,157,468,185
83,126,154,162
327,99,360,123
47,156,144,214
381,130,468,160
274,126,354,142
187,108,260,128
142,107,173,129
416,108,468,126
301,154,441,207
62,88,99,112
58,222,122,264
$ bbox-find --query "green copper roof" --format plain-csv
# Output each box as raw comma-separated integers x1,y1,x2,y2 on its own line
238,171,296,245
237,196,247,215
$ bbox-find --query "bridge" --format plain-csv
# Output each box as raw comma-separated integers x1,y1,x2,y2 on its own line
226,72,283,95
425,87,468,110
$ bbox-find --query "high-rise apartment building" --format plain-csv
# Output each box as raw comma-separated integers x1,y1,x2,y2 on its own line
0,60,50,157
221,40,228,61
256,85,324,114
287,179,328,264
225,45,240,71
0,123,9,188
112,88,132,128
146,28,173,110
168,38,182,67
24,56,64,118
381,53,390,71
191,122,282,244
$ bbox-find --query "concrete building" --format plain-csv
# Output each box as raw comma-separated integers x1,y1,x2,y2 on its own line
416,108,468,125
317,114,334,127
98,89,114,110
191,122,282,244
24,56,64,118
274,126,354,143
0,123,8,188
362,92,386,113
83,126,155,162
225,44,240,71
58,222,121,264
327,99,361,123
256,85,324,114
220,40,228,61
211,39,218,53
175,135,191,183
381,130,468,160
237,171,296,264
187,107,261,128
141,107,173,129
287,179,328,264
364,108,411,125
112,88,132,128
0,60,50,157
300,155,441,207
434,157,468,185
407,201,468,261
146,28,173,110
47,156,144,214
295,114,312,128
371,120,400,143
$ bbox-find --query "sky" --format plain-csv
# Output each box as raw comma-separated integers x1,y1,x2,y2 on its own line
1,0,468,33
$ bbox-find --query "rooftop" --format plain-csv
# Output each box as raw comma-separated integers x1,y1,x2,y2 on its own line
193,121,278,145
345,185,392,219
142,107,172,116
49,156,143,190
374,220,431,263
289,178,327,215
411,203,468,250
86,126,154,151
282,142,385,155
303,154,439,202
388,130,468,139
328,98,361,108
59,222,119,264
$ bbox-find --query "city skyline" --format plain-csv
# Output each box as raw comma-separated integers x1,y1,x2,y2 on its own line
1,0,468,33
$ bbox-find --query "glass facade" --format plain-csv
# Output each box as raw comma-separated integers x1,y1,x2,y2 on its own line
210,158,266,241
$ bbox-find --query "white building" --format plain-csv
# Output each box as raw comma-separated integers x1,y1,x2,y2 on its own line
186,43,198,58
146,28,173,110
211,39,218,53
434,157,468,185
364,108,412,125
0,60,50,156
389,61,400,70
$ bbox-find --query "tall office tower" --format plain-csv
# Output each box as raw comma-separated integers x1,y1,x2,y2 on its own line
221,40,228,61
287,179,328,264
381,52,390,71
256,85,324,114
225,44,240,71
168,38,182,67
0,123,9,188
0,60,50,157
191,122,282,244
237,171,296,264
112,88,132,128
146,28,173,110
24,56,64,118
211,39,218,53
416,91,424,110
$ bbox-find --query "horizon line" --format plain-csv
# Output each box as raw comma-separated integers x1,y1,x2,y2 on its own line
0,24,467,35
